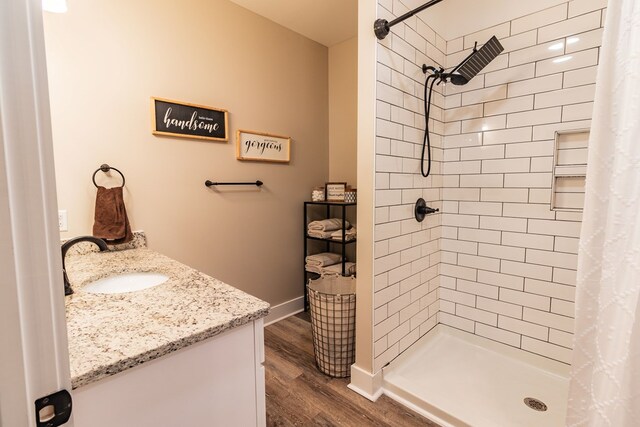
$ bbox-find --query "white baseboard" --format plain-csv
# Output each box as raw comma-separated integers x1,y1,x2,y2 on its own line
347,364,383,402
263,296,304,326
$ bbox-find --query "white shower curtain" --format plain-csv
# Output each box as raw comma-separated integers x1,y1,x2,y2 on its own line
567,0,640,426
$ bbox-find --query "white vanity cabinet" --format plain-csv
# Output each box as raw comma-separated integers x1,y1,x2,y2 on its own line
72,319,266,427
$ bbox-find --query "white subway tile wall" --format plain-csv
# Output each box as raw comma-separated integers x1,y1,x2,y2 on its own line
438,0,606,364
373,0,444,372
374,0,605,369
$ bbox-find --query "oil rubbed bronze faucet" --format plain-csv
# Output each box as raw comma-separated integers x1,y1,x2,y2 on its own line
62,236,109,296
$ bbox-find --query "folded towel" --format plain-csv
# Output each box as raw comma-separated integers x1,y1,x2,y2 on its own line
305,264,324,275
330,226,357,241
307,230,334,239
305,252,342,267
323,262,356,276
93,186,133,244
305,261,356,276
308,218,350,232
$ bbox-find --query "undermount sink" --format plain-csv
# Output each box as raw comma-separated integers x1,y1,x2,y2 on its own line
84,272,169,294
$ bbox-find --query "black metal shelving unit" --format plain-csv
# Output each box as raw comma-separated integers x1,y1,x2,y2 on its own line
304,201,357,310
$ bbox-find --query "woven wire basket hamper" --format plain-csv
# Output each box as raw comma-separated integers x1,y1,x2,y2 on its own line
307,275,356,378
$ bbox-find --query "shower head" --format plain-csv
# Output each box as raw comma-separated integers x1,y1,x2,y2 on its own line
419,35,504,178
449,36,504,85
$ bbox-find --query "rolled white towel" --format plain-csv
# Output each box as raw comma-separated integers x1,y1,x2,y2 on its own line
307,230,333,239
330,226,356,241
308,218,350,232
323,262,356,276
305,252,342,267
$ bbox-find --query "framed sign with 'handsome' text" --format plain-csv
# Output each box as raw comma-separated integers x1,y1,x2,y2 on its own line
151,97,228,142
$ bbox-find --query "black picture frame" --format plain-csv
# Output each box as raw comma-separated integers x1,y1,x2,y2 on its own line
151,97,228,142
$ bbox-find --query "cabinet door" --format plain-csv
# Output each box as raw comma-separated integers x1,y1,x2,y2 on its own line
73,321,264,426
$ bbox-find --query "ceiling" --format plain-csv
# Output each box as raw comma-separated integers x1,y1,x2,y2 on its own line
227,0,569,47
227,0,357,47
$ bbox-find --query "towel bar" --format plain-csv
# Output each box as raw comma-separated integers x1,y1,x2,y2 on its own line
92,164,125,188
205,180,263,187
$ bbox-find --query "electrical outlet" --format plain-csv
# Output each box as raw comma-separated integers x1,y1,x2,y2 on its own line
58,210,68,232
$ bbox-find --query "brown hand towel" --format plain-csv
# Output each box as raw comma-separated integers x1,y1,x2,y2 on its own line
93,186,133,244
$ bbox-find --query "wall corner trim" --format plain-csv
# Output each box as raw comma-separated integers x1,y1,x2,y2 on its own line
347,364,383,401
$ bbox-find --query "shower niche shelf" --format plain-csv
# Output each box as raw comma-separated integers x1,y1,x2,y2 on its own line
551,129,589,212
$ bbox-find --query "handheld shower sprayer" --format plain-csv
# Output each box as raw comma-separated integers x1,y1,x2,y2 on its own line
419,36,504,178
422,36,505,87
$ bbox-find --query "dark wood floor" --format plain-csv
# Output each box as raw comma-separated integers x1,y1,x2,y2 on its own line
264,313,439,426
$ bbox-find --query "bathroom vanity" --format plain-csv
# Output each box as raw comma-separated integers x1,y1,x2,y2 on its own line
63,235,270,427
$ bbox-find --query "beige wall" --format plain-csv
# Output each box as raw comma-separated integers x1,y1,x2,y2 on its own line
43,0,329,305
328,37,358,187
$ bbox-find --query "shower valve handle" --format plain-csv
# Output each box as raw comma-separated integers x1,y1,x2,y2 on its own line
415,198,439,222
419,205,439,214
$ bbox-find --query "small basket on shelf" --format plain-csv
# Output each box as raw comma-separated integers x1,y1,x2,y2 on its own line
344,189,357,203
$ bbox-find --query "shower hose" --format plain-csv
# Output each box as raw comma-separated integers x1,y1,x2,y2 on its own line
421,72,438,178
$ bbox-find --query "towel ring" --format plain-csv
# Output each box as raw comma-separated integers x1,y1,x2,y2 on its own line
92,164,125,188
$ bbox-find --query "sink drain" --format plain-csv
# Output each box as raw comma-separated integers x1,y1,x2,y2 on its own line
524,397,548,412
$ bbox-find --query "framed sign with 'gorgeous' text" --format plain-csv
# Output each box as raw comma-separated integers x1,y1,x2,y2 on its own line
151,97,228,142
236,129,291,163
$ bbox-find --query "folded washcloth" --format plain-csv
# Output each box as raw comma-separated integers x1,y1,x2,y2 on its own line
330,226,357,241
305,252,342,267
307,230,334,239
93,186,133,244
308,218,350,232
323,262,356,276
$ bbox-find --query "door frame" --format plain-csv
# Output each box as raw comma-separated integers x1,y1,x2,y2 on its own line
0,0,73,425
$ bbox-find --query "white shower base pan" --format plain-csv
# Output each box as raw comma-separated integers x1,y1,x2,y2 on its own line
382,325,570,427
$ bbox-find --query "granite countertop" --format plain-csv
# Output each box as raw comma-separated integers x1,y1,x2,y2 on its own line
64,244,270,389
